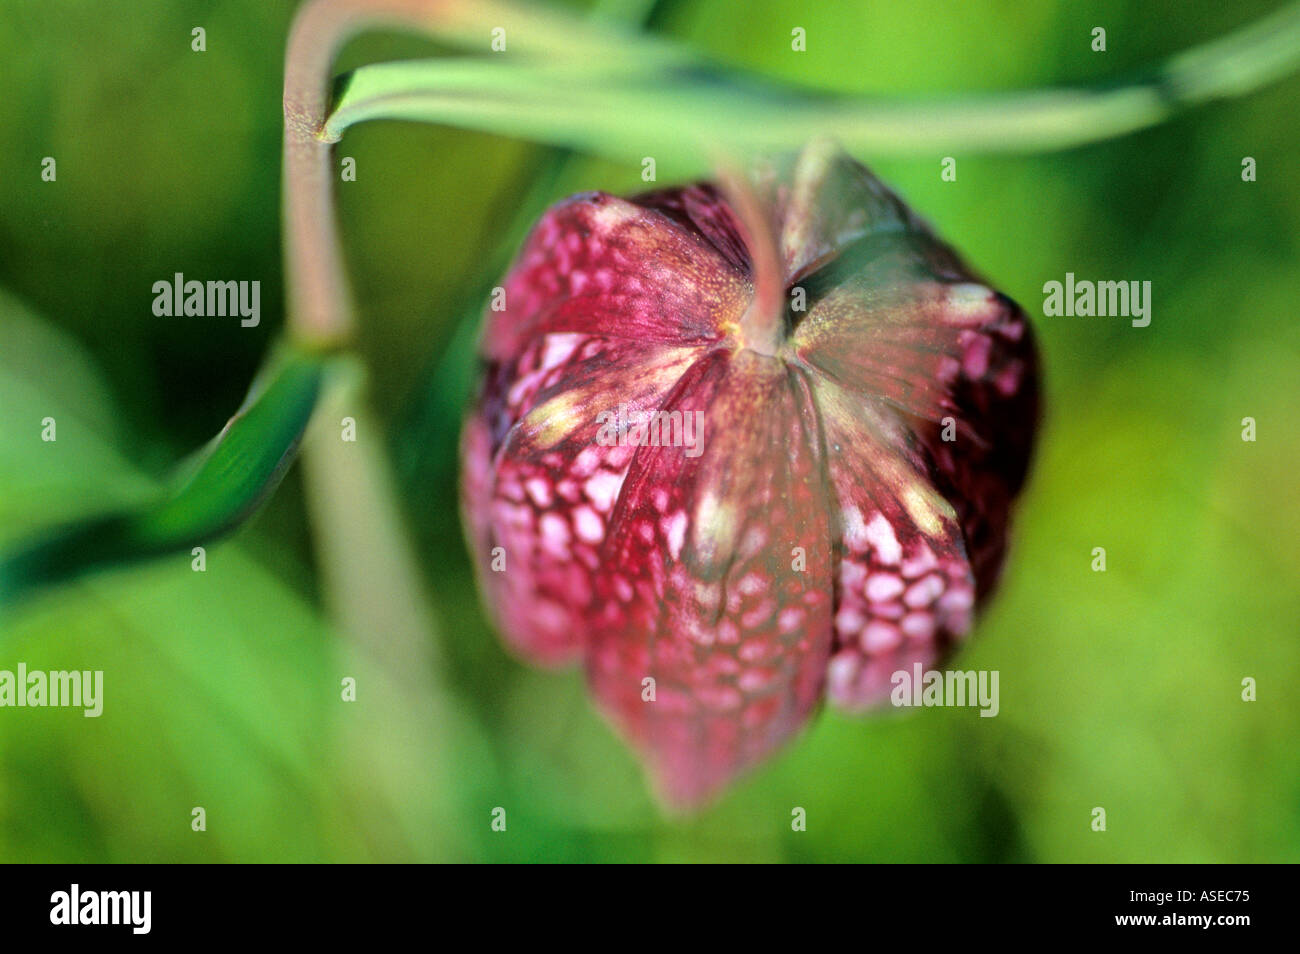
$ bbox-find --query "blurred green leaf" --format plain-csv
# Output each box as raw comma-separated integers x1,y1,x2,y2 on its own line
0,334,329,606
0,291,478,862
326,0,1300,159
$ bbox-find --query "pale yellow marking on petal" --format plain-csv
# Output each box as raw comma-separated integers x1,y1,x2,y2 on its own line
691,490,739,570
521,390,589,449
901,484,949,538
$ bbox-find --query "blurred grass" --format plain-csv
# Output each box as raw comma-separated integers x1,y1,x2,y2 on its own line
0,0,1297,861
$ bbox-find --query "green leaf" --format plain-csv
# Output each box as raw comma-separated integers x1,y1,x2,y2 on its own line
0,292,479,861
0,339,330,606
324,0,1300,160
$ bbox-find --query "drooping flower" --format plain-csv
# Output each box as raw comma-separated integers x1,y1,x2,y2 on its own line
460,140,1039,808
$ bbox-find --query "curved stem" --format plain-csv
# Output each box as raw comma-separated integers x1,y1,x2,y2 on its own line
281,1,470,668
281,0,658,348
282,0,485,347
283,0,429,347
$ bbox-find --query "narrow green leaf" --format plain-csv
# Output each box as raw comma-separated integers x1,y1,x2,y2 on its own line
0,345,331,605
324,0,1300,159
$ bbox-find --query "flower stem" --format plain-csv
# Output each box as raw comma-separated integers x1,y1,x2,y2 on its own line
282,0,448,349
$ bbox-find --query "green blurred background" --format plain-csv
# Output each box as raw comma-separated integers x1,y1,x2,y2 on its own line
1,0,1297,862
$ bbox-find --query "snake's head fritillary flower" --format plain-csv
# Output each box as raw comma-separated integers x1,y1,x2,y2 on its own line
460,140,1039,808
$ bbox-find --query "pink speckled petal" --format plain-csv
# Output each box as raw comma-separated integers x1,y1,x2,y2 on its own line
796,268,1038,595
482,192,748,363
464,336,704,664
809,375,977,712
587,348,833,807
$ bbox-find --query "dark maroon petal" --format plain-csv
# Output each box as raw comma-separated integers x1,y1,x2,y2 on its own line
751,139,916,283
632,183,752,275
586,348,833,807
482,192,745,363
